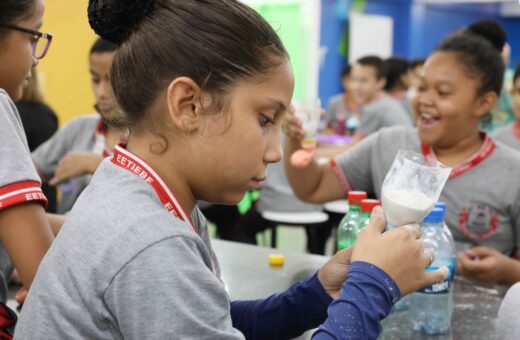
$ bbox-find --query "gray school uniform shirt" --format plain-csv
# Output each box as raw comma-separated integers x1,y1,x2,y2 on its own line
325,94,354,124
0,89,46,302
357,94,412,136
491,123,520,153
331,126,520,255
32,114,101,213
15,158,244,340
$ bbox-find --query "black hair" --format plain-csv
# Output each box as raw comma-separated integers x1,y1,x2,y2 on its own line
88,0,288,129
356,56,386,80
467,19,506,52
0,0,35,39
90,37,118,54
513,62,520,85
435,32,504,96
410,59,425,69
340,64,351,79
384,57,409,91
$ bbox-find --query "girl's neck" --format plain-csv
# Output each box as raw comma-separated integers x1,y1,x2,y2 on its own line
433,132,484,167
125,136,196,216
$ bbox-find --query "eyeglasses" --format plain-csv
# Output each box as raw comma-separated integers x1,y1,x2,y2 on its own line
0,24,53,60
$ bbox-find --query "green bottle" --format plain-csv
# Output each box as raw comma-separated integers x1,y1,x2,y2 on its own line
359,199,382,229
337,191,366,250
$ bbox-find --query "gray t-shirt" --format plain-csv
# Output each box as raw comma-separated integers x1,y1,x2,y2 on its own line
325,94,354,125
357,95,412,136
332,126,520,255
259,152,321,213
491,123,520,153
398,97,415,125
32,114,100,214
0,89,46,302
495,282,520,340
15,158,245,339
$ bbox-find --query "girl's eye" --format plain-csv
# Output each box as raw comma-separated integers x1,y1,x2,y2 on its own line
438,90,450,96
259,114,275,127
92,78,101,85
417,85,426,92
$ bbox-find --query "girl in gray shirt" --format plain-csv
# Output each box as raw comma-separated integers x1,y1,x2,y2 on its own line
284,33,520,287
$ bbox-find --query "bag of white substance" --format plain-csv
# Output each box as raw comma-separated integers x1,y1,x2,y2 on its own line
381,150,451,228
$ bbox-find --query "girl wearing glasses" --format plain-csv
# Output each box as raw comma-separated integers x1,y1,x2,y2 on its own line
16,1,445,339
0,0,53,329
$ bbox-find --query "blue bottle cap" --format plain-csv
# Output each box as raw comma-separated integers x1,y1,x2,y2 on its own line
435,202,447,213
423,207,445,223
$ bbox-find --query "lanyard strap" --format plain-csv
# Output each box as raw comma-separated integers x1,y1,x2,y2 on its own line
111,145,197,233
421,133,496,179
513,122,520,141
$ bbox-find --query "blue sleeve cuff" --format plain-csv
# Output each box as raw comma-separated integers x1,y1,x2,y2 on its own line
349,261,401,303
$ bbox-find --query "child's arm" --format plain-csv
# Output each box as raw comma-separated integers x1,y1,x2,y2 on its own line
282,113,345,204
0,203,53,288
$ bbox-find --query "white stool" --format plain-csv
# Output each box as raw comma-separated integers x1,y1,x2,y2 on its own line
261,211,329,253
323,199,349,215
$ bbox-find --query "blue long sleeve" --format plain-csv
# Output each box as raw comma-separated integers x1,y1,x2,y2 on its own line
313,261,401,340
231,272,332,340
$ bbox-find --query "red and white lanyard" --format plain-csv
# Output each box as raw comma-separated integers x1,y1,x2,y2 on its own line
421,133,496,179
513,122,520,142
92,118,111,158
111,145,219,275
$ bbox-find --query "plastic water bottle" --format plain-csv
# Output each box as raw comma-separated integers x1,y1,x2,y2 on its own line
359,199,381,228
410,206,455,335
337,191,366,250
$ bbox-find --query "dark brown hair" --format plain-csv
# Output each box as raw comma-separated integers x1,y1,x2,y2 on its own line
0,0,35,39
89,0,288,129
435,32,504,96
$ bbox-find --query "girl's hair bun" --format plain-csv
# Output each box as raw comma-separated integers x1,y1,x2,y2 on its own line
88,0,155,44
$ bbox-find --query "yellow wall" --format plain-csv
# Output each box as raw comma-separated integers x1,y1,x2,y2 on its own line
39,0,97,125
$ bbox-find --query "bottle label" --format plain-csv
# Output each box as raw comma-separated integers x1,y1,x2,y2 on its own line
418,259,455,294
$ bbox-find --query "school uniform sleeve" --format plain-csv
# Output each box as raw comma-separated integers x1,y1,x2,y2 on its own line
312,261,400,340
331,132,379,194
0,90,47,211
102,236,244,340
31,117,90,180
230,272,332,339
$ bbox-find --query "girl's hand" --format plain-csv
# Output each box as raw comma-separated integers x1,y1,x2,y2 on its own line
352,206,449,296
281,105,305,140
49,152,103,185
458,247,520,286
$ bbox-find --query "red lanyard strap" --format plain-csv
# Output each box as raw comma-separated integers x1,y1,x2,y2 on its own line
111,145,198,234
421,133,496,180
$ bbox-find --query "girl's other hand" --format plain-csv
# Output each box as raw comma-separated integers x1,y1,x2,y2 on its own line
281,104,305,140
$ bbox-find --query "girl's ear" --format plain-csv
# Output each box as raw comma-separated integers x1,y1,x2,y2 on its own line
166,77,203,133
474,91,498,118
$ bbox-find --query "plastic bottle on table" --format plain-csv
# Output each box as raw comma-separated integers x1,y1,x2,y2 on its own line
336,191,366,250
409,206,455,335
359,199,381,228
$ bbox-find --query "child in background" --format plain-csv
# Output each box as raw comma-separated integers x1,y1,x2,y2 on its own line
384,56,414,122
324,65,359,135
283,32,520,287
349,56,412,141
32,38,127,214
407,58,425,100
15,1,445,339
467,19,514,132
492,62,520,152
0,0,54,333
15,67,58,213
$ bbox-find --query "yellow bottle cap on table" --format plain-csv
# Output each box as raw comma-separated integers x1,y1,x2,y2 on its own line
268,254,285,266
